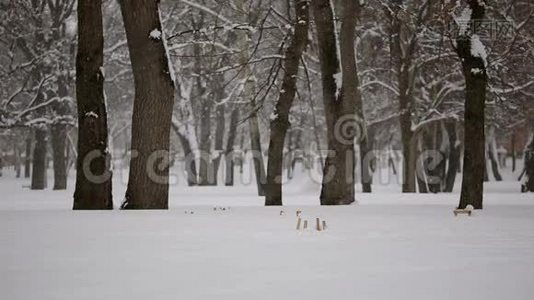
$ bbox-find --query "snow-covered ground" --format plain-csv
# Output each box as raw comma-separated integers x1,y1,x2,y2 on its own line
1,165,533,300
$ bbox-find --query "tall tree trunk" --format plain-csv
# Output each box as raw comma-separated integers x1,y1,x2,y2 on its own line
51,124,68,190
225,108,239,186
31,127,47,190
24,132,32,178
349,2,371,194
249,111,266,196
198,102,213,186
73,0,112,209
313,0,358,205
211,87,226,185
265,0,309,206
457,1,487,210
385,1,422,193
523,133,534,192
51,76,70,190
511,132,516,172
119,0,176,209
14,144,21,178
487,126,502,181
235,0,266,196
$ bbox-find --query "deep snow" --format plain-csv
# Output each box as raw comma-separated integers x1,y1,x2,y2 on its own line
1,165,533,300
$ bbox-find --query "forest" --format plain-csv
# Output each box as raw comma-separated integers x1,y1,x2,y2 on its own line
1,1,534,298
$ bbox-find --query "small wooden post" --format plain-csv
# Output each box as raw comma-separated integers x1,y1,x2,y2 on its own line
316,218,322,231
296,218,302,230
322,220,327,230
303,220,308,230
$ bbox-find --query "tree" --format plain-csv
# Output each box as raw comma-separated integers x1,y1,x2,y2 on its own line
522,133,534,193
73,0,113,210
313,0,357,205
456,0,488,210
340,0,369,194
119,0,176,209
265,0,309,206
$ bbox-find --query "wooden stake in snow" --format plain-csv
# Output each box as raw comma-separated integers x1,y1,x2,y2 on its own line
322,220,327,230
454,205,474,216
303,220,308,230
296,218,302,230
316,218,322,231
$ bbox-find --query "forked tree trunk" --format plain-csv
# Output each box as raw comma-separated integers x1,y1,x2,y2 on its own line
119,0,176,209
265,0,309,206
73,0,112,209
457,1,487,210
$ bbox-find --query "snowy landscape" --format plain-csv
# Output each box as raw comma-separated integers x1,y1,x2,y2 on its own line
1,0,534,299
2,166,534,300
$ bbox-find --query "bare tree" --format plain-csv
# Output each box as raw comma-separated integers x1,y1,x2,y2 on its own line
456,0,487,209
265,0,309,206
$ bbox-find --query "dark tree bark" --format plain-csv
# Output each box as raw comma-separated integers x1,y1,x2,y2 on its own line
313,0,361,205
24,132,32,178
31,127,47,190
225,108,239,186
73,0,112,210
487,127,502,181
511,133,517,172
457,0,487,210
522,134,534,192
120,0,176,209
249,112,266,196
265,0,309,206
444,120,460,192
51,124,67,190
51,76,70,190
14,144,21,178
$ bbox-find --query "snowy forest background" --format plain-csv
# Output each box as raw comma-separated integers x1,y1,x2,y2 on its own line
3,1,534,299
0,0,533,208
